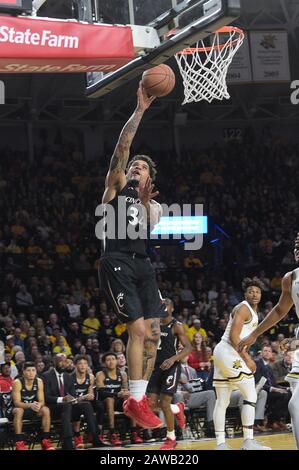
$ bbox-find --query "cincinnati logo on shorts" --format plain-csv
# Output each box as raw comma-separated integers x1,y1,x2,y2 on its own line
117,292,124,309
166,375,174,385
233,360,242,370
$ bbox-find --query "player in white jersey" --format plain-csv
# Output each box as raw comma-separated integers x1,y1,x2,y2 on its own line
213,277,271,450
239,233,299,448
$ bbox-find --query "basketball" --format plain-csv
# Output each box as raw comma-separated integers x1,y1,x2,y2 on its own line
142,64,176,97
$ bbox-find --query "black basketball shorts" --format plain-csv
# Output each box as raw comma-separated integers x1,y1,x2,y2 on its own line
99,252,167,323
147,363,181,396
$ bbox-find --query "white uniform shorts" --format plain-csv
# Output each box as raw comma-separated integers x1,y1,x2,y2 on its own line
213,340,254,388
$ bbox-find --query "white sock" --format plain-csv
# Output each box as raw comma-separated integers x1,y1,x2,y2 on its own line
141,380,149,396
167,430,176,441
243,427,254,440
170,404,180,415
129,380,146,401
215,431,226,446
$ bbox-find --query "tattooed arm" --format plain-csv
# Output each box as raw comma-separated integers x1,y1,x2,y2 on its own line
102,83,155,204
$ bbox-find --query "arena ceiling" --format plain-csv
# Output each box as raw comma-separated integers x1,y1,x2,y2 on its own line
0,0,298,127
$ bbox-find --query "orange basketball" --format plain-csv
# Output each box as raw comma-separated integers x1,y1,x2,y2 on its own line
142,64,176,97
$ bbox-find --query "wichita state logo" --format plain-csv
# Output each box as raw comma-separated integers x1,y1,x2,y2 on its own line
233,359,242,370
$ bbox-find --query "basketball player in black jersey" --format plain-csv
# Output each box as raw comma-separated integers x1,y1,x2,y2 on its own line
96,352,130,445
71,355,96,449
147,299,192,450
12,362,54,450
99,83,165,429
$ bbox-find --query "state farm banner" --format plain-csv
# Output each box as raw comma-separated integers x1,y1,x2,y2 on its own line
250,30,291,82
0,15,134,73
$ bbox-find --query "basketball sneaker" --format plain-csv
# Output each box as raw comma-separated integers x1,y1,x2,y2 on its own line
123,395,163,429
240,439,271,450
15,441,28,451
109,433,122,446
74,435,85,449
131,430,143,444
160,438,177,450
215,442,233,450
41,438,55,451
175,402,186,429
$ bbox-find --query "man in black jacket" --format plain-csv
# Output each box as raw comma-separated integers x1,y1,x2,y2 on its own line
255,345,291,430
43,354,102,450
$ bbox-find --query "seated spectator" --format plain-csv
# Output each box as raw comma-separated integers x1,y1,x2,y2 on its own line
67,322,83,348
174,356,215,437
116,353,128,375
0,363,13,419
187,333,210,378
13,328,25,351
15,285,34,310
11,362,54,450
180,282,195,303
53,337,72,357
188,318,208,342
184,252,203,269
82,307,100,336
271,350,293,385
255,345,291,431
66,296,81,321
97,314,116,352
111,339,126,355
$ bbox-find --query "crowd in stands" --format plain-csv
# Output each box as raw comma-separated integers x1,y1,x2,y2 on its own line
0,135,298,447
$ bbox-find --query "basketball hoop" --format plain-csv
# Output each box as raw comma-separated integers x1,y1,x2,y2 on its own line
175,26,244,104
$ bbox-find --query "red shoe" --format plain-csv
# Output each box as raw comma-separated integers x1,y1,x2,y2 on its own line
110,433,122,446
131,431,143,444
41,438,55,451
15,441,28,451
123,395,163,429
160,438,177,450
74,435,85,449
176,402,186,429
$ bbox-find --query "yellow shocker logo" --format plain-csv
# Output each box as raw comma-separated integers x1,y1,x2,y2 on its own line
233,360,242,370
252,322,258,328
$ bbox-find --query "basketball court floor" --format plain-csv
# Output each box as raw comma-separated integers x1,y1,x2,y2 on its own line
94,433,296,451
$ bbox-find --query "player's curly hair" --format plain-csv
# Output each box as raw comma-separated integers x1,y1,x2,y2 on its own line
242,277,263,292
128,155,157,181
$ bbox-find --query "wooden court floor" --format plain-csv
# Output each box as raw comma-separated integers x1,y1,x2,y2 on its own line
111,432,297,451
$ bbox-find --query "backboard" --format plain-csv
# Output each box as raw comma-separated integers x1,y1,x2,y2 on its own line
85,0,241,99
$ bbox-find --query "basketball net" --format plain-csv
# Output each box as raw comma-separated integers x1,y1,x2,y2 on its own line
175,26,244,104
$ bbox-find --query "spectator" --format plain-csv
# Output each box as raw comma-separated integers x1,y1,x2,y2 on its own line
188,318,208,342
187,333,209,376
82,308,100,336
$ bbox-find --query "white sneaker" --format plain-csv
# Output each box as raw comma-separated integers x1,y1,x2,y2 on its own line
241,439,271,450
215,442,233,450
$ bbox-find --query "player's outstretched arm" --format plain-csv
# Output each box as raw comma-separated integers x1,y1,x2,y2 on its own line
238,272,294,353
103,83,155,203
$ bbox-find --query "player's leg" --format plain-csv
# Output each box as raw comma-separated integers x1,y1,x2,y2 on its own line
38,406,55,450
160,394,177,450
143,318,160,381
236,378,271,450
213,385,232,449
12,407,27,450
288,380,299,449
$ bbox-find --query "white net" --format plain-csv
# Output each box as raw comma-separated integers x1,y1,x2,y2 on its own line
175,27,244,104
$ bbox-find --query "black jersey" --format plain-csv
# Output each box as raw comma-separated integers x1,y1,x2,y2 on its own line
19,377,38,403
72,372,91,398
102,182,148,257
102,369,122,397
156,318,179,365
